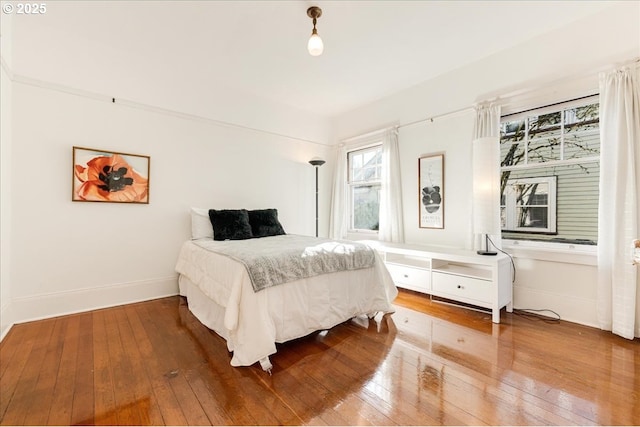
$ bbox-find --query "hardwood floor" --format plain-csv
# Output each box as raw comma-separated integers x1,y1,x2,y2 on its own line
1,290,638,425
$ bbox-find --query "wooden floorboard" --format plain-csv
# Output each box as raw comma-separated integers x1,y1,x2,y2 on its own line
1,289,639,426
69,312,95,426
47,313,80,425
124,303,187,426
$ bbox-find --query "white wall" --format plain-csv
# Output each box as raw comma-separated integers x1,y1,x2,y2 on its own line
2,78,332,327
0,67,12,339
1,13,14,339
331,2,640,327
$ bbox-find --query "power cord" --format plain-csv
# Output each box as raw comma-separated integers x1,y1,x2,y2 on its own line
485,235,562,323
513,308,561,323
486,235,516,283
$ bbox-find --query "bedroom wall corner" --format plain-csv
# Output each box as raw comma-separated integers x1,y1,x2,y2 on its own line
0,12,15,341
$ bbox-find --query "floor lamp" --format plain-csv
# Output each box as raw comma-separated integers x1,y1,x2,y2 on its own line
309,158,326,237
472,136,500,255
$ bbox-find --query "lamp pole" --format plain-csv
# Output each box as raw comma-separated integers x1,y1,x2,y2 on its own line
309,158,326,237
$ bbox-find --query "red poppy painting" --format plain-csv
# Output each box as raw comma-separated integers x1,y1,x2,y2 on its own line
72,147,150,203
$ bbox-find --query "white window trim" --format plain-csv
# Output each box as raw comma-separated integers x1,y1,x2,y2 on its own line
502,94,599,121
347,144,383,233
502,176,557,233
503,239,597,266
499,94,600,256
501,156,599,172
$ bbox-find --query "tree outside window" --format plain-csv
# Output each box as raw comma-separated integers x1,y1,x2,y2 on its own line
500,100,599,244
348,145,382,231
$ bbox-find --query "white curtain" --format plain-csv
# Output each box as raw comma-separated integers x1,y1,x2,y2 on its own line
379,128,404,242
473,104,501,138
597,66,640,340
329,144,348,240
471,104,502,252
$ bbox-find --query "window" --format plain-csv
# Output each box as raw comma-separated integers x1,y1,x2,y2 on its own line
501,176,557,233
500,97,599,244
348,145,382,231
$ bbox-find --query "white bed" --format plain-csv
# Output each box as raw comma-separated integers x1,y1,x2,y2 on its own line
175,235,398,371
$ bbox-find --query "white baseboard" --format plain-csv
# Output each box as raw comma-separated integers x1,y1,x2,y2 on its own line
5,276,179,333
513,285,598,329
0,302,13,341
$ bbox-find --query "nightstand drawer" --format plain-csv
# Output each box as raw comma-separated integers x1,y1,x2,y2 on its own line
385,263,430,291
432,271,491,304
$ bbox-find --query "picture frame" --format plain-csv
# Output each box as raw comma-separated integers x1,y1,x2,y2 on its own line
418,153,444,229
72,146,150,204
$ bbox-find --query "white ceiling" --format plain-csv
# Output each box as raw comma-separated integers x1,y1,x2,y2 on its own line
7,0,616,117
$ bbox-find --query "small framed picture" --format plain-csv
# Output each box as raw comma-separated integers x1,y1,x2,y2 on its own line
72,146,150,204
418,153,444,229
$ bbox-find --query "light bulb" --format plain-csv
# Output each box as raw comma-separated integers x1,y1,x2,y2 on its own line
308,31,323,56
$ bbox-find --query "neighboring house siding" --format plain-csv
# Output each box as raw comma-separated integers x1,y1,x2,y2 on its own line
502,162,599,243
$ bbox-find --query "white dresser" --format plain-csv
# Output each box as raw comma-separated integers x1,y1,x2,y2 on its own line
363,240,513,323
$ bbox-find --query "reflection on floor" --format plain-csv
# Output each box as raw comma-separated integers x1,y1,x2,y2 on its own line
0,289,638,425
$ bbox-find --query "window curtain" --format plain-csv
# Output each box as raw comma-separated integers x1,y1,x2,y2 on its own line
329,144,348,240
379,128,404,243
597,65,640,340
471,104,502,252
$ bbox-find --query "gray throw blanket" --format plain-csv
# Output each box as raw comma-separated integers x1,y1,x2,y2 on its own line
194,234,376,292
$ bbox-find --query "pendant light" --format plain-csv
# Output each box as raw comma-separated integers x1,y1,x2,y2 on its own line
307,6,323,56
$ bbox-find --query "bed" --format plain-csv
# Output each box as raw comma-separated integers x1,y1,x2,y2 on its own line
175,208,398,372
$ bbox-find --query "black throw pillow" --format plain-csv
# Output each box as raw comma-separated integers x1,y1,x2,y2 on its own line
208,209,253,241
248,209,286,238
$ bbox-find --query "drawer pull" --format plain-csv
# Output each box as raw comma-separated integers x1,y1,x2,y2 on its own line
403,274,409,278
457,284,464,289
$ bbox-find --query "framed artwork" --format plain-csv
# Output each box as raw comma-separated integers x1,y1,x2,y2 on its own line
72,146,150,203
418,153,444,229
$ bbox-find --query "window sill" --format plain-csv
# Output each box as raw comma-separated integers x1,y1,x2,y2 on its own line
346,230,379,241
502,239,597,266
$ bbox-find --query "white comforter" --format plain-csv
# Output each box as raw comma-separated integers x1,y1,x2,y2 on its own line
175,237,398,368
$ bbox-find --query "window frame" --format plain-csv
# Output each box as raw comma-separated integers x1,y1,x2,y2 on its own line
499,95,600,249
501,175,557,233
347,143,383,233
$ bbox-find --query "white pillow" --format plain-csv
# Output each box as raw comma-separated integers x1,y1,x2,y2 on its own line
191,207,214,240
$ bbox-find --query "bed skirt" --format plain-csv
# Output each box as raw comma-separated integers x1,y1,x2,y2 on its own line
177,252,397,370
